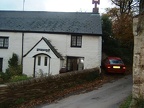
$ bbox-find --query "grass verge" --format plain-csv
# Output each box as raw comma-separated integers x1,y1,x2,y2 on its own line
119,95,132,108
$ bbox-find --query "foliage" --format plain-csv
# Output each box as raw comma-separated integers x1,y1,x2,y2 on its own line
0,53,23,82
106,7,134,48
8,53,18,67
0,102,10,108
101,14,113,47
101,0,134,65
6,65,22,77
134,96,144,108
10,75,31,82
111,0,139,15
101,12,133,65
0,71,11,82
0,68,100,107
139,0,144,13
6,53,22,76
14,98,26,105
119,95,132,108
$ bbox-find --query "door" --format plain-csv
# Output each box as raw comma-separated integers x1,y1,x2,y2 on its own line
67,57,78,71
35,55,50,77
67,57,84,72
0,58,3,72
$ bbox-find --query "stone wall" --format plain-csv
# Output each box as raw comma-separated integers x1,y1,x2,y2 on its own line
133,15,144,99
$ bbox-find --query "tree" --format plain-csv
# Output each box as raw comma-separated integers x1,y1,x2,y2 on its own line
107,0,134,48
111,0,139,15
101,14,113,43
111,0,133,14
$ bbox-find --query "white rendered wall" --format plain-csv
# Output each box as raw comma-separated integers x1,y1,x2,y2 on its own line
23,33,102,70
23,57,34,76
0,32,22,72
66,35,102,69
0,32,101,76
23,38,61,76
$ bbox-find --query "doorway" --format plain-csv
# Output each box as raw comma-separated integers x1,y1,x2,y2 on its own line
34,54,50,77
67,57,84,72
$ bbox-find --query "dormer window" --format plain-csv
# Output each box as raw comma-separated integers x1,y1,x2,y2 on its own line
0,37,9,49
71,35,82,48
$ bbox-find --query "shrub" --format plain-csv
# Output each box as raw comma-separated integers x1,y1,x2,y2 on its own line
7,52,22,76
6,65,22,76
0,71,11,82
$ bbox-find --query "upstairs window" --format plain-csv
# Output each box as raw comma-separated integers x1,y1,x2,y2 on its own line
71,35,82,47
0,37,9,49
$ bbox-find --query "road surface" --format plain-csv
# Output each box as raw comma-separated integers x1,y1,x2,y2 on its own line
37,75,132,108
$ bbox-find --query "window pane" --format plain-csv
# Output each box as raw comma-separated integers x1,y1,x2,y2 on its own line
72,36,76,46
38,56,41,66
0,38,4,47
77,36,82,46
4,38,9,47
44,57,48,66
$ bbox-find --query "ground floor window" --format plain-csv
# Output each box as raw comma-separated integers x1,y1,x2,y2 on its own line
38,56,41,66
67,56,84,71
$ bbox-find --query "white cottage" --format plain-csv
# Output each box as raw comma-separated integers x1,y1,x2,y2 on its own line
0,11,102,77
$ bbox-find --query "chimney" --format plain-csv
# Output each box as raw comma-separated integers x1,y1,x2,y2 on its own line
92,0,100,13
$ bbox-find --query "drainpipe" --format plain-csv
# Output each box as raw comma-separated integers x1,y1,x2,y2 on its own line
21,32,24,74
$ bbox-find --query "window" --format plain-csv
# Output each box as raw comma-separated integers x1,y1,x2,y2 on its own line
44,57,48,66
0,37,9,48
71,35,82,47
38,56,41,66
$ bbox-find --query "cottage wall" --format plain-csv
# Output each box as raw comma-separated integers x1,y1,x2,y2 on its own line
0,32,22,72
23,33,102,69
0,32,101,76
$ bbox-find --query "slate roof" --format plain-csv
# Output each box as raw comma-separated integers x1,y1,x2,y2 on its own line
0,11,102,35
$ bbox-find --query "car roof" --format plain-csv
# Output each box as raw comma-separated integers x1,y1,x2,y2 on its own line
107,57,122,60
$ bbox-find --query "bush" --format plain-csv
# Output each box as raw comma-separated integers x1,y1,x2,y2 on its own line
0,71,11,82
6,65,22,76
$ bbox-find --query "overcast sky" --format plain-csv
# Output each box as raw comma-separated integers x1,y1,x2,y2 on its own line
0,0,114,14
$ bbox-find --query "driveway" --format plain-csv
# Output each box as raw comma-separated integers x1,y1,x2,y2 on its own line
37,75,132,108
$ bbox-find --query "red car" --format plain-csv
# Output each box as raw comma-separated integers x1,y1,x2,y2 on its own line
102,57,126,73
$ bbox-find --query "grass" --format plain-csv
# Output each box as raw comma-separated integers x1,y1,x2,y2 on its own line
9,75,32,82
119,95,132,108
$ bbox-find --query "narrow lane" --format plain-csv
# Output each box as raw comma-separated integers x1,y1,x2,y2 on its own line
37,75,132,108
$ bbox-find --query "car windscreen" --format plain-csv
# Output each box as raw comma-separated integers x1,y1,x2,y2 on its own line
109,59,124,64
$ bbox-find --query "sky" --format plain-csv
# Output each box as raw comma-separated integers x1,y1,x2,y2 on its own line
0,0,114,14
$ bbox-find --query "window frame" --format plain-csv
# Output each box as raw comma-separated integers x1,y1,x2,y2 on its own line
71,35,82,48
0,37,9,49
